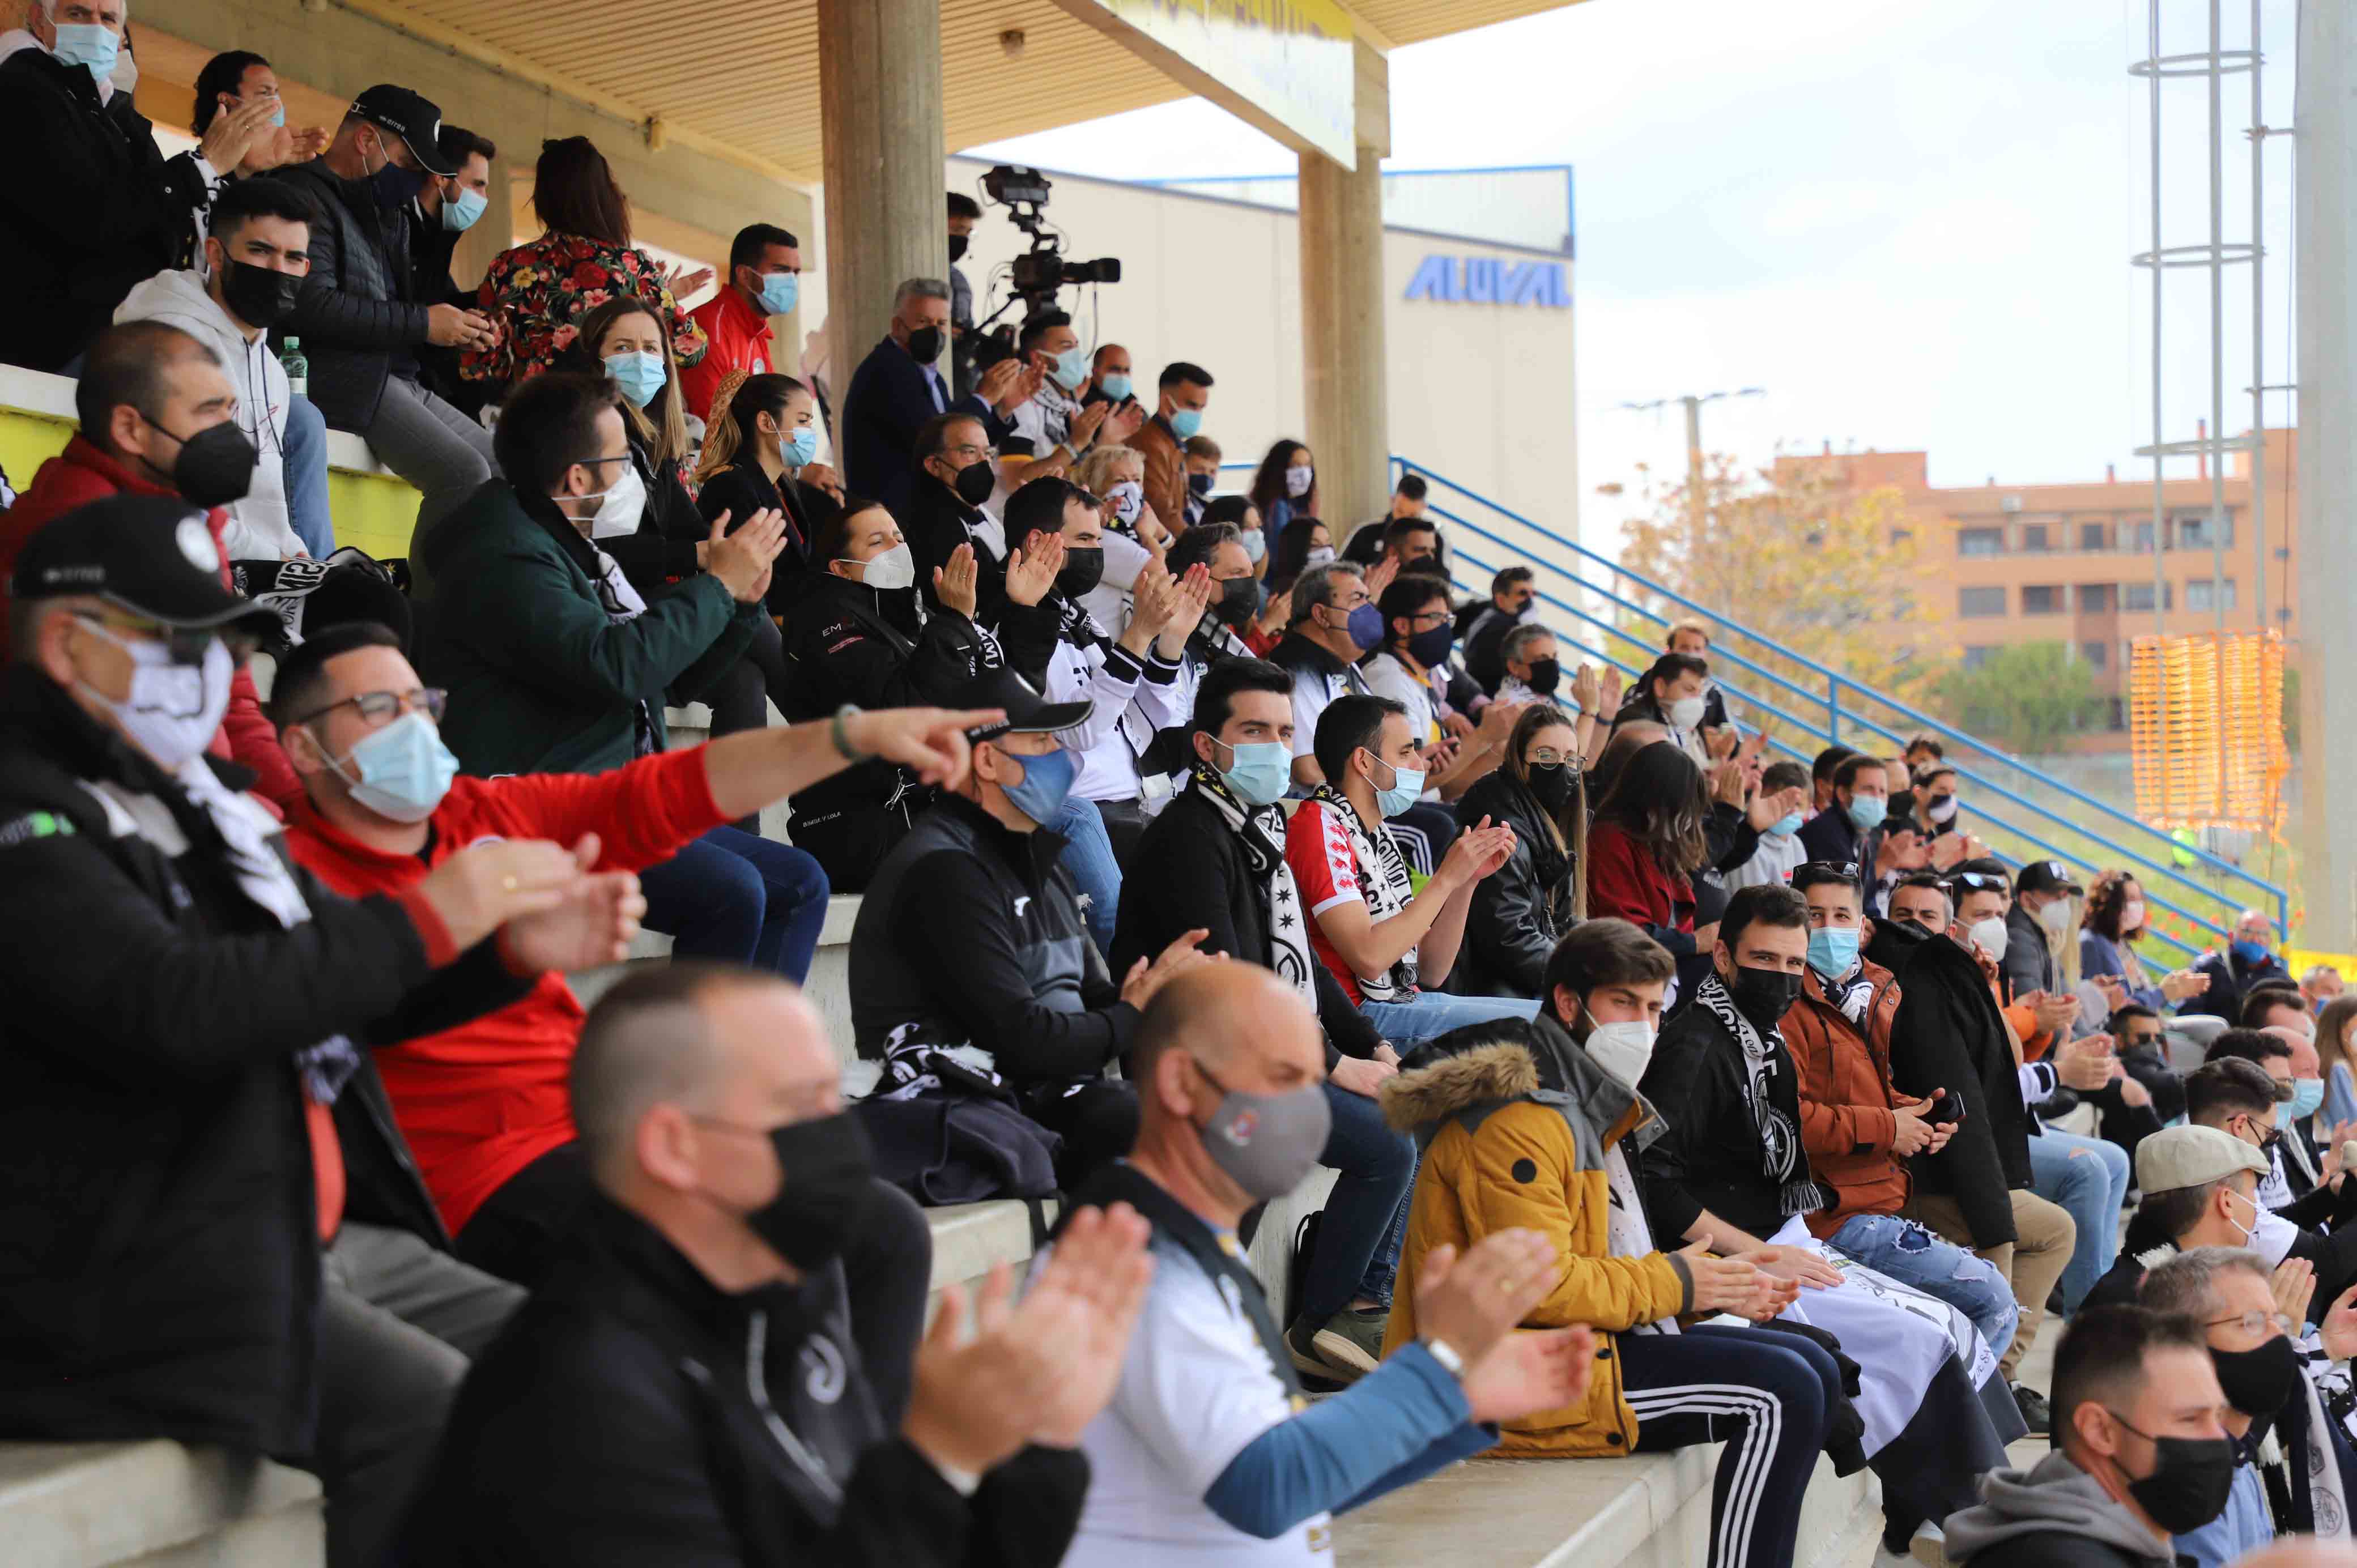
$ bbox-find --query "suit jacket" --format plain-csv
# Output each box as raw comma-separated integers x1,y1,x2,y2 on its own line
840,334,994,518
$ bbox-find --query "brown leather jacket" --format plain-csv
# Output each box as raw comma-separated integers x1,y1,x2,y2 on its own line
1779,958,1909,1238
1122,413,1185,535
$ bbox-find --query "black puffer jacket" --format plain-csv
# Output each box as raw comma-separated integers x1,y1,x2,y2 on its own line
1452,769,1574,998
274,157,431,430
0,47,212,370
0,666,451,1456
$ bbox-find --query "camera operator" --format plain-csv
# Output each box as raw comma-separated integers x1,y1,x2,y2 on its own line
997,310,1146,492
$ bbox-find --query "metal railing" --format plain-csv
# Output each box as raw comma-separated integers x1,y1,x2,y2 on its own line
1392,455,2288,955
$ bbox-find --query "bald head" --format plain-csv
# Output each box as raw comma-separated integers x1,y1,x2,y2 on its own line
1597,719,1669,779
1135,965,1322,1114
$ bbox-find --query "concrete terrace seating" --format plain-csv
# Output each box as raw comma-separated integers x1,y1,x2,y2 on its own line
0,1441,324,1566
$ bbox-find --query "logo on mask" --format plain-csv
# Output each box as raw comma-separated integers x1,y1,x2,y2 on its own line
1223,1109,1260,1145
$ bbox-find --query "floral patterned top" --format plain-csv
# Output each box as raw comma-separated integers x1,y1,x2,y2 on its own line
462,231,708,387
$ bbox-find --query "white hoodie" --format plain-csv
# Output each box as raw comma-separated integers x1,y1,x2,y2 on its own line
114,268,303,562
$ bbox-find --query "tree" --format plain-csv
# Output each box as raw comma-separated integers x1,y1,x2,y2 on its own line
1929,641,2108,755
1613,454,1945,713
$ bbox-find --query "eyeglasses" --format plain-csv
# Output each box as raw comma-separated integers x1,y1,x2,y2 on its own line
290,687,447,728
1526,748,1579,767
944,442,994,462
2207,1310,2295,1338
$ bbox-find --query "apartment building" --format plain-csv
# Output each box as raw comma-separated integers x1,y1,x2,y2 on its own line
1774,430,2298,748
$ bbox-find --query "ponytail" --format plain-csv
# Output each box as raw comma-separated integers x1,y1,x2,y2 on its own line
694,370,807,485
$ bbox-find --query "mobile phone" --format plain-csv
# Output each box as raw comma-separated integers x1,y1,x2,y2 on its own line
1928,1090,1965,1125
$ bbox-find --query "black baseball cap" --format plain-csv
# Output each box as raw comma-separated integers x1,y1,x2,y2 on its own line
954,663,1091,741
2015,859,2084,897
349,85,457,176
10,495,281,638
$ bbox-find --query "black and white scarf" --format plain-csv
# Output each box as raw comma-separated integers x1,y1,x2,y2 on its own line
1308,782,1416,1001
1694,971,1827,1218
1187,764,1314,1005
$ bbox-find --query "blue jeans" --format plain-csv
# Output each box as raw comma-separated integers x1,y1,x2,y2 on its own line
1355,992,1539,1049
639,826,830,982
282,394,335,559
1826,1211,2018,1363
1049,794,1120,957
1295,1081,1418,1324
2029,1126,2131,1313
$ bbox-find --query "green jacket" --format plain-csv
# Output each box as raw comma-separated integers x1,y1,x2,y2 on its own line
416,478,759,777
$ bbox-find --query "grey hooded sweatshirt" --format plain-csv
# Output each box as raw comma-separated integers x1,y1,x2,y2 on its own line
1944,1451,2181,1567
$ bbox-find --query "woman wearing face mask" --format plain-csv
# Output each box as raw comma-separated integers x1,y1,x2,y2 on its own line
2081,870,2172,1012
463,136,710,395
775,499,986,889
1202,493,1269,580
1248,439,1319,536
1452,709,1589,998
1068,442,1167,632
695,371,827,598
1611,651,1715,769
1251,513,1332,654
1585,742,1716,985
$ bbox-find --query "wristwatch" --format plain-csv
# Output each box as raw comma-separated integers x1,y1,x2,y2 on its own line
1418,1336,1466,1380
830,704,867,762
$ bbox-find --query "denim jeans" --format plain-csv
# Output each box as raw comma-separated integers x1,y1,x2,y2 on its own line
1826,1211,2019,1363
639,826,831,982
1049,794,1120,957
2028,1126,2131,1314
1295,1081,1418,1324
1355,991,1540,1049
282,393,335,559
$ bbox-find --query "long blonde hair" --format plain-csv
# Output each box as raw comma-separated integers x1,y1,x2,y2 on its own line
1503,704,1589,922
574,295,686,470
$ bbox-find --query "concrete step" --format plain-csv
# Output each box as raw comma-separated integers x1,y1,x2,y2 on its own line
0,1441,323,1567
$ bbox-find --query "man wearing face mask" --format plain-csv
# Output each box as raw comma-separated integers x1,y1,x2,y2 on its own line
844,276,1034,518
1125,520,1258,811
1945,1306,2237,1567
2084,1125,2274,1310
115,176,317,563
1270,561,1378,790
907,411,1014,625
1798,752,1923,917
1121,360,1214,535
679,223,802,424
1061,963,1594,1567
277,85,504,541
407,961,1157,1567
1181,434,1222,526
0,494,646,1568
997,309,1140,491
1381,918,1857,1568
1998,858,2085,1007
1463,565,1536,694
1113,661,1418,1386
1493,621,1563,708
406,123,498,421
2182,909,2298,1024
1726,760,1814,890
852,664,1215,1184
0,319,301,806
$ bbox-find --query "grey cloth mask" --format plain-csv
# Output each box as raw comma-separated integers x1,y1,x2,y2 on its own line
1193,1058,1332,1201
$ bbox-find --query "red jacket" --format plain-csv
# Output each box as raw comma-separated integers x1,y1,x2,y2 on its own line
0,436,302,811
1780,960,1909,1237
680,287,777,424
1583,821,1696,950
283,747,727,1235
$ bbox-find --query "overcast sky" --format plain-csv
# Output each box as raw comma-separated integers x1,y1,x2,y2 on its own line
965,0,2297,552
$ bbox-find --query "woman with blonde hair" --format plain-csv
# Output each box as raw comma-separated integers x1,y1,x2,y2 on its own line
694,369,829,587
1072,441,1171,549
2318,995,2357,1128
548,296,700,593
1449,705,1590,996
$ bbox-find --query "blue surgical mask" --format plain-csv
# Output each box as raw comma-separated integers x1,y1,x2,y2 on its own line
604,350,666,408
53,23,120,78
1371,754,1427,819
1771,812,1805,838
327,711,459,824
1807,926,1861,982
2232,938,2271,967
1239,527,1266,564
441,185,487,233
998,744,1077,826
1845,793,1888,833
265,99,287,128
781,426,819,468
1211,737,1291,808
1050,346,1087,389
1099,372,1132,402
1169,407,1204,440
1343,602,1385,651
758,271,799,316
2290,1077,2326,1122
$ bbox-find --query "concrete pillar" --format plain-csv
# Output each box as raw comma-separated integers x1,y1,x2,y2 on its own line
2295,0,2357,949
1298,41,1392,539
817,0,947,383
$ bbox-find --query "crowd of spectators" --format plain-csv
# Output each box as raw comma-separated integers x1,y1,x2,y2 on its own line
0,38,2350,1568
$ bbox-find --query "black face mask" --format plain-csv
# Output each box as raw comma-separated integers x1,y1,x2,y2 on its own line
148,415,257,508
1726,964,1804,1030
2109,1416,2238,1535
219,259,301,329
905,325,946,363
1187,471,1214,497
1523,657,1562,696
949,458,995,507
2212,1335,2302,1417
740,1111,878,1272
1214,574,1258,628
948,233,969,263
1527,760,1576,815
1406,623,1454,669
366,142,431,210
1056,546,1106,599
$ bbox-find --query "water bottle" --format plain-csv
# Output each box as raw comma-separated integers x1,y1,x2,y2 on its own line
281,336,307,398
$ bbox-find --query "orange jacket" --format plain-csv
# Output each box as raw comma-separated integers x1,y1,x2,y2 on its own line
1779,958,1910,1237
1122,412,1186,536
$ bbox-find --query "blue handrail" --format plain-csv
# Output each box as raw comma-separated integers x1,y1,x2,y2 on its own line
1401,453,2287,931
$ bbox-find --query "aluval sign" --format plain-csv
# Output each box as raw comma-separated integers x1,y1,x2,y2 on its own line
1402,254,1571,309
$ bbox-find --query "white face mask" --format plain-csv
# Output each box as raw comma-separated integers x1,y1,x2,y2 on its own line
2223,1185,2259,1249
77,623,235,772
1105,480,1145,525
2120,898,2146,934
2037,896,2074,934
1667,695,1707,731
1580,1002,1657,1092
1968,915,2010,964
582,465,648,540
1284,463,1313,498
848,542,914,590
1303,546,1337,569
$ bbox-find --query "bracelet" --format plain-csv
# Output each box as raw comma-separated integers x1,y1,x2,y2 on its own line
830,704,867,762
1419,1336,1466,1379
